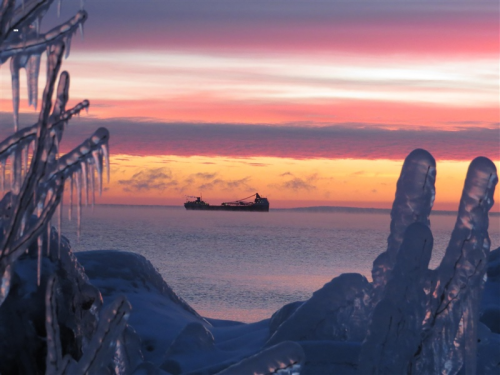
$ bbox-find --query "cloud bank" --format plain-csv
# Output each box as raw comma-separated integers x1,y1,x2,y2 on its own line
21,117,497,161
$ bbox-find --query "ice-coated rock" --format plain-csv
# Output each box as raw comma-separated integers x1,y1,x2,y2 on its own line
165,322,215,357
371,148,436,304
416,157,498,375
269,300,303,336
267,273,372,346
358,223,433,374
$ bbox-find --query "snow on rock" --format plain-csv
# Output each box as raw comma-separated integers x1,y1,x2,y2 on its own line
358,222,433,374
267,273,372,346
164,322,215,357
269,300,304,336
160,322,215,374
76,250,209,365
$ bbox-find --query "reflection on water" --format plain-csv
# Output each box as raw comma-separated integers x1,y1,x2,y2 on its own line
63,205,500,322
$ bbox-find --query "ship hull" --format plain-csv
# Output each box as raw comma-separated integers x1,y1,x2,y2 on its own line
184,203,269,212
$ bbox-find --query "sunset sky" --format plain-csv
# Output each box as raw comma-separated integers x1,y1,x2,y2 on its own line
0,0,498,210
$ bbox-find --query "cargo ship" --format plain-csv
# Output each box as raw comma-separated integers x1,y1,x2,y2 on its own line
184,193,269,212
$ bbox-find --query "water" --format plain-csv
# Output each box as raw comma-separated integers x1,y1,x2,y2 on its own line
62,205,500,323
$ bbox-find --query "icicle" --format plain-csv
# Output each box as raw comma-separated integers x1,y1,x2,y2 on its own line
26,53,41,110
101,143,110,184
78,22,84,41
57,0,62,17
92,149,103,195
47,224,51,256
85,106,88,114
34,18,40,36
68,174,73,221
9,154,14,191
58,199,62,258
1,158,6,192
20,212,27,236
81,161,88,206
89,162,95,209
37,235,43,286
80,0,85,10
22,144,28,178
76,170,82,240
0,264,12,307
54,132,60,160
64,35,72,59
10,56,21,131
13,148,22,194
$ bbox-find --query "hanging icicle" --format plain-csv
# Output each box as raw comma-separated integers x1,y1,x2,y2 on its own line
64,35,72,59
57,199,62,259
81,161,88,206
1,158,6,193
78,22,84,41
47,224,51,256
68,174,73,221
37,234,43,286
22,144,29,179
75,169,82,240
92,149,103,195
10,56,21,132
89,162,95,209
102,143,110,184
13,148,22,194
26,53,41,110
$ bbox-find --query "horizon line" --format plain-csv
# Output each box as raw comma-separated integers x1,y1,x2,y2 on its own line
72,203,500,216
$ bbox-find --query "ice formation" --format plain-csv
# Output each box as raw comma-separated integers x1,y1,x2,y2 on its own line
266,273,372,346
414,157,498,375
0,1,499,374
371,148,436,304
0,1,132,373
358,222,433,374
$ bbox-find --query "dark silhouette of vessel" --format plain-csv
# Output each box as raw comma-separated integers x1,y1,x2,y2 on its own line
184,193,269,212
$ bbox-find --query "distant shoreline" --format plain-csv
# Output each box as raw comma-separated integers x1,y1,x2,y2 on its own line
78,203,500,217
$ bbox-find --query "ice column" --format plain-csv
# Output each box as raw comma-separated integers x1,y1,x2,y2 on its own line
358,222,433,374
415,157,497,375
371,149,436,304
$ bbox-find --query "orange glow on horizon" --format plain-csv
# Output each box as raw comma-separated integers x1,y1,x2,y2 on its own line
86,155,500,212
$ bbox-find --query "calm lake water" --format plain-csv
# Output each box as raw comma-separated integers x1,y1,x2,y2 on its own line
63,205,500,322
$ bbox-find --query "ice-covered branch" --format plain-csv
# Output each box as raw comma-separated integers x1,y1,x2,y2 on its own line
1,2,87,130
0,10,87,62
0,0,16,42
0,100,89,160
0,43,64,258
5,1,53,41
62,295,131,375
